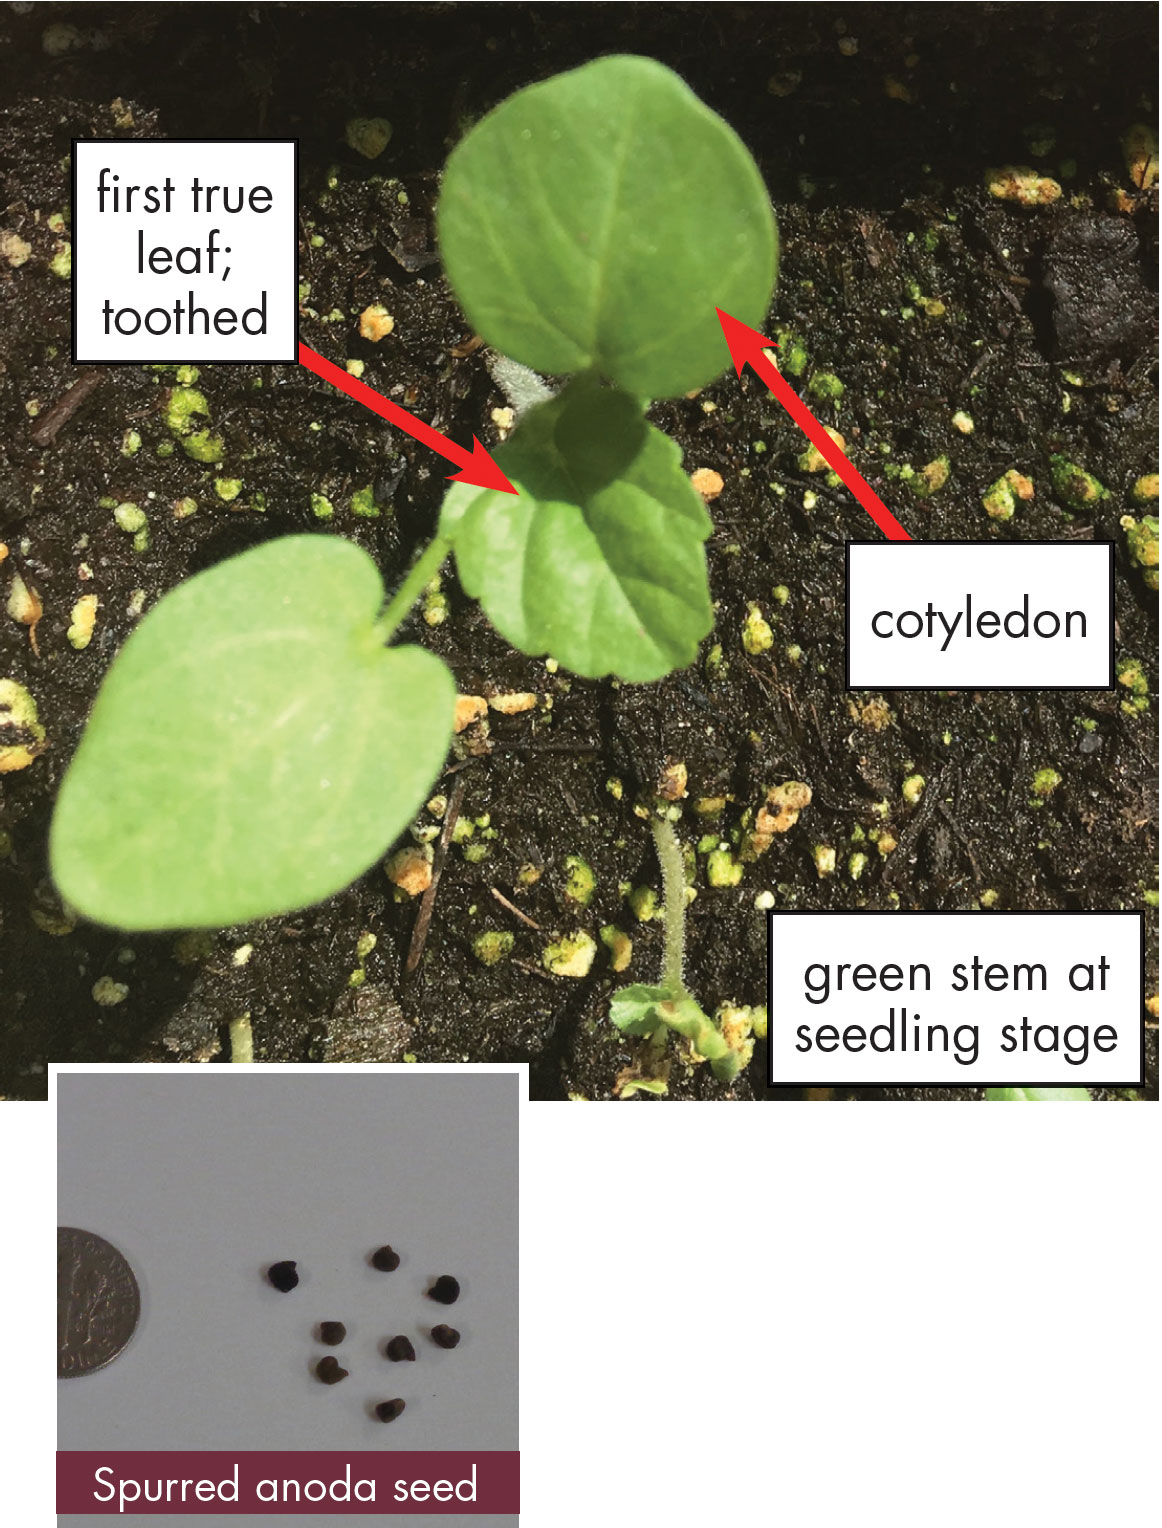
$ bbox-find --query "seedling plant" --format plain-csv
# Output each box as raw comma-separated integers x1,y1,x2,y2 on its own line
50,57,777,1075
609,814,754,1085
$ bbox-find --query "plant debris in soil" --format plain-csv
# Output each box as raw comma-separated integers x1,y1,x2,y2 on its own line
0,4,1156,1100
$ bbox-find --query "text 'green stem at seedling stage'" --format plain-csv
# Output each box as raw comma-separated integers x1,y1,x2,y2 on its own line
794,954,1121,1068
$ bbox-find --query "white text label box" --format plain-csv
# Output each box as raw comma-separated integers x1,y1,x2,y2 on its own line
73,139,297,364
846,541,1114,690
768,911,1143,1088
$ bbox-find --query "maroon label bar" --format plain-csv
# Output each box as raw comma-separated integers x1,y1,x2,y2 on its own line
57,1452,518,1514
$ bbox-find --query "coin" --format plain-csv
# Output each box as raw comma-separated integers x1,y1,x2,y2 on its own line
57,1227,141,1378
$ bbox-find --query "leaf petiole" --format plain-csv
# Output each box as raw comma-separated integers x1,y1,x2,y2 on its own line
375,533,453,645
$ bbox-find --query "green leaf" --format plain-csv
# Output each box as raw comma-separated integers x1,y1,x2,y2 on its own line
438,54,777,398
985,1087,1092,1102
618,1076,669,1098
610,984,671,1036
440,375,712,682
51,536,455,931
609,983,739,1083
654,994,730,1065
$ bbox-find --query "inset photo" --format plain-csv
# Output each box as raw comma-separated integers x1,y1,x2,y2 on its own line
57,1069,518,1464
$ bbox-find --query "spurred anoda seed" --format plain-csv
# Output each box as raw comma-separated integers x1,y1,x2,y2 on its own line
318,1322,346,1345
371,1245,400,1271
375,1398,406,1422
315,1356,348,1384
385,1335,416,1362
267,1260,298,1292
431,1324,460,1349
428,1274,460,1304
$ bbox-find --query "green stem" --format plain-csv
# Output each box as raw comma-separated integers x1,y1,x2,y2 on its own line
375,534,452,644
650,814,688,997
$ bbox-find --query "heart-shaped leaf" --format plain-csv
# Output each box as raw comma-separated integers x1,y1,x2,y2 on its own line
51,535,455,930
437,54,778,399
440,375,712,682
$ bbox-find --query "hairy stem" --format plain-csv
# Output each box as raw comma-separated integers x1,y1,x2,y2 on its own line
650,814,688,997
375,534,452,645
486,351,556,417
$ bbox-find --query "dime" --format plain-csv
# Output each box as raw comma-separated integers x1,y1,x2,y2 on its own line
57,1227,141,1378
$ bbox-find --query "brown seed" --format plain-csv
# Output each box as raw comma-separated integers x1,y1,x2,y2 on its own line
428,1274,460,1304
318,1322,346,1345
375,1398,406,1422
431,1324,460,1349
385,1335,416,1362
267,1260,298,1292
315,1356,348,1385
371,1245,400,1272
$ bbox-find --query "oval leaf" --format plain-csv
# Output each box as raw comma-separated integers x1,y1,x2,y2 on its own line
440,376,713,682
51,536,455,930
437,54,778,399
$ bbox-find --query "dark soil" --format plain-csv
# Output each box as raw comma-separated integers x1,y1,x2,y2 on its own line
0,3,1156,1100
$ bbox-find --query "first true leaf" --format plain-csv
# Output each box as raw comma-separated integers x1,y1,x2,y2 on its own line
440,375,713,682
51,536,455,930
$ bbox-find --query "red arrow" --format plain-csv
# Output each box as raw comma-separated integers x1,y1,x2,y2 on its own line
298,342,517,495
715,309,911,541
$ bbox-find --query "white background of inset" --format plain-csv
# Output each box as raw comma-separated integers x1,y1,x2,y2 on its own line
1,1063,1154,1527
